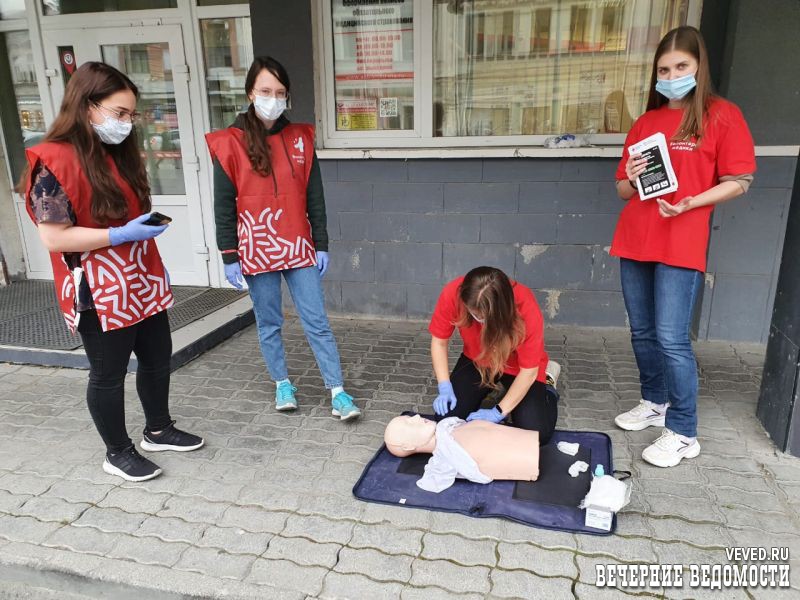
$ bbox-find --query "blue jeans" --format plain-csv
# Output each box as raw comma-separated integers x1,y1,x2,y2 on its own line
620,259,703,438
245,266,343,389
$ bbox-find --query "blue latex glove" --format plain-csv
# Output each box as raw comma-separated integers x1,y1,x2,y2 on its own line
317,251,330,277
466,406,505,424
433,381,457,416
109,213,168,247
224,262,244,290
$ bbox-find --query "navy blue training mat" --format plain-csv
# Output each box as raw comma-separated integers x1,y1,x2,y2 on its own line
353,427,616,535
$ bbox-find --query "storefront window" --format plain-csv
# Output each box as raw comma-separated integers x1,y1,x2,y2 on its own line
196,0,245,5
330,0,414,132
433,0,696,137
102,42,184,195
200,17,252,131
0,31,45,179
0,0,26,19
41,0,177,16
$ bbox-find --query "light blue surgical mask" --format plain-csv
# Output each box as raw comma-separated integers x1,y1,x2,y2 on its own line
655,73,697,101
92,114,132,145
253,94,286,121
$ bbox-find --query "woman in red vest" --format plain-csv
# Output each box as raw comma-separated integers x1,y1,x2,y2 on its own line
22,62,203,482
429,267,560,445
611,27,756,467
207,56,361,420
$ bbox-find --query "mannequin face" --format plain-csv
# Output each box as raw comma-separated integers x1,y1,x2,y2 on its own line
384,415,436,457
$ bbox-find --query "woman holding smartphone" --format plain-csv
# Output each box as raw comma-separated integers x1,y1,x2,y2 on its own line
610,26,756,467
22,62,203,482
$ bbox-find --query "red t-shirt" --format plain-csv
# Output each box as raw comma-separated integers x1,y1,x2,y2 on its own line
610,97,756,272
429,276,549,381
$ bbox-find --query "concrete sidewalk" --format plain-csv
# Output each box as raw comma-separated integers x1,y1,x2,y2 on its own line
0,318,797,599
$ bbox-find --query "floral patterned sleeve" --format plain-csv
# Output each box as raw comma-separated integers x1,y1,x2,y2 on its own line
28,163,76,225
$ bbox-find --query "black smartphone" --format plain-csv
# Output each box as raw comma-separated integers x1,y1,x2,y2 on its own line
143,212,172,226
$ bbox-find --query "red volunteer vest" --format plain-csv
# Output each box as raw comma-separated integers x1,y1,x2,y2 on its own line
206,123,316,275
25,142,173,333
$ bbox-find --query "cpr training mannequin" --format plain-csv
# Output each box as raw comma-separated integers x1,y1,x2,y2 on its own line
384,414,540,493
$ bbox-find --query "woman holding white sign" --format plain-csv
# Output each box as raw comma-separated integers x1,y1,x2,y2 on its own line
610,26,755,467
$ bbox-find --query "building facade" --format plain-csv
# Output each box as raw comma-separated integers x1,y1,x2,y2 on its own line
1,0,798,342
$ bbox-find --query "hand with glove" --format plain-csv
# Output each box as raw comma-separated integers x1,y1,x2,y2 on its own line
109,213,169,247
433,381,457,416
466,406,505,424
224,262,244,290
317,251,330,277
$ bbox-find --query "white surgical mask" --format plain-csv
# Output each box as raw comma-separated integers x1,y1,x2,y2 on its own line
92,115,132,145
469,311,485,324
253,95,287,121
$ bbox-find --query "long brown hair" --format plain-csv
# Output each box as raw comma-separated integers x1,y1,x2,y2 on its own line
18,61,150,224
242,56,291,177
646,26,715,142
455,267,526,389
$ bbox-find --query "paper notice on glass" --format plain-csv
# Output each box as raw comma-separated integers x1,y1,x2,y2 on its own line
628,132,678,200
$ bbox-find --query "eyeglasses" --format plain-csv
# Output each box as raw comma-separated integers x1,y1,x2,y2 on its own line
93,103,141,124
253,88,290,101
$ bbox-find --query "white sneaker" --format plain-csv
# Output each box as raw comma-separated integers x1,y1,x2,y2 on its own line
545,360,561,388
614,400,667,431
642,429,701,468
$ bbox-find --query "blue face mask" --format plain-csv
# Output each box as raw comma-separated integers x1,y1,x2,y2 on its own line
655,73,697,100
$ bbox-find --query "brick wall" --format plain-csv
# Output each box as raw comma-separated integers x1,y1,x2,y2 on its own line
313,156,796,343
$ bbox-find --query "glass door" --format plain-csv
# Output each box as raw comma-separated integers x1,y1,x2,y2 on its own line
40,25,209,286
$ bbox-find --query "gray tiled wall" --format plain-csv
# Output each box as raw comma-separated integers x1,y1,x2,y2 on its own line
316,156,796,343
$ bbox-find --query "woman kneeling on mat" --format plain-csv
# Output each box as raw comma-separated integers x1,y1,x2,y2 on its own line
429,266,559,444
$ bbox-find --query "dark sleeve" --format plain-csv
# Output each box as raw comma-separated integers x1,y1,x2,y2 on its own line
28,163,77,225
212,158,240,265
306,151,329,252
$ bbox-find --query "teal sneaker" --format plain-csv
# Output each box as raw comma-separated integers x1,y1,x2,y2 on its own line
275,382,298,412
331,391,361,421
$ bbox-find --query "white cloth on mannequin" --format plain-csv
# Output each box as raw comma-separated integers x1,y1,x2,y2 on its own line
416,417,492,493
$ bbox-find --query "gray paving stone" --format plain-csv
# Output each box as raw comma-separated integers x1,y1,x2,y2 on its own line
264,535,341,568
11,496,89,524
489,569,574,599
282,514,354,545
335,546,413,583
98,487,170,514
43,524,119,555
72,506,146,534
321,571,404,600
0,514,64,544
349,523,423,556
410,558,491,595
174,545,256,580
496,542,578,579
218,503,288,534
248,558,328,596
421,532,496,567
0,472,57,496
107,534,189,567
400,586,483,600
157,494,229,524
134,515,207,544
197,524,271,555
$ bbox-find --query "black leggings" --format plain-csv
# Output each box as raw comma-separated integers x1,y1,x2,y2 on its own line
443,354,558,445
78,309,173,454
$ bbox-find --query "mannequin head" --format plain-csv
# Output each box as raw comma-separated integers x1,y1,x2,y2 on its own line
384,415,437,457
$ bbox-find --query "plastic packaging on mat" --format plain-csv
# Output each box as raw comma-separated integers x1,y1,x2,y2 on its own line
580,474,631,513
568,460,589,478
557,441,580,456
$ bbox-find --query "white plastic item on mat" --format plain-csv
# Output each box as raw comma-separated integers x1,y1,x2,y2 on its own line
557,441,579,456
568,460,589,478
580,475,631,513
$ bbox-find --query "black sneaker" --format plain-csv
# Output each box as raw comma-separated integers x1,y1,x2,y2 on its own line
103,446,162,482
140,421,204,452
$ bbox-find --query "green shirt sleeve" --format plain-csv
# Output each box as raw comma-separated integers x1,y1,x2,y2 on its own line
306,151,329,252
212,158,240,265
